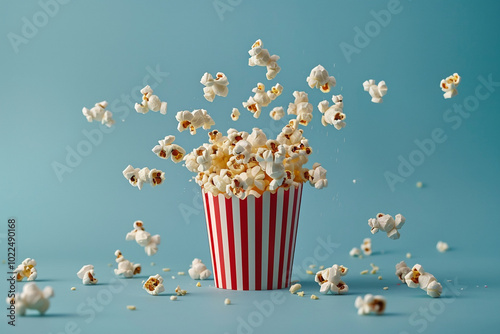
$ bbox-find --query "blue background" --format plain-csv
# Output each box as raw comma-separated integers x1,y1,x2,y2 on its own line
1,0,499,333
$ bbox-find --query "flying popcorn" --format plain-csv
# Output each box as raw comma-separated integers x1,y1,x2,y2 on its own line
306,65,336,93
395,261,411,282
142,274,165,296
126,220,161,256
248,39,281,80
152,135,186,163
440,73,460,99
114,250,141,278
6,282,53,316
188,258,212,280
436,241,449,253
14,258,37,281
200,72,229,102
308,163,328,189
354,294,386,315
287,91,313,126
76,265,98,285
403,263,443,298
368,213,406,240
252,83,272,107
122,165,165,190
134,85,167,114
363,79,388,103
318,94,346,130
270,106,285,120
315,264,349,294
176,109,215,135
242,96,262,118
349,247,362,257
361,238,372,256
267,83,283,101
82,101,115,127
231,108,240,121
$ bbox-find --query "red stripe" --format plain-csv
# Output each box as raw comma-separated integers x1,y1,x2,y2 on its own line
285,186,299,287
277,188,290,289
213,195,226,289
204,192,218,288
225,197,237,290
267,191,278,290
254,195,263,290
239,198,249,290
288,184,303,287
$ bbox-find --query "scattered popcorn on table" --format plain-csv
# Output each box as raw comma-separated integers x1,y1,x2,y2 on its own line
126,220,161,256
406,252,412,259
162,268,171,272
436,241,449,253
355,294,386,315
362,238,372,256
318,95,346,129
114,250,141,278
370,263,379,275
395,261,411,282
310,294,319,300
224,298,231,305
306,65,336,93
6,282,53,316
306,270,314,275
287,91,313,126
77,265,98,285
196,282,201,287
297,291,305,297
360,270,369,275
315,264,349,294
403,263,443,298
231,108,240,121
134,85,167,114
349,247,362,257
200,72,229,102
14,258,37,281
175,285,187,296
440,73,460,99
178,272,185,276
248,39,281,80
368,213,406,240
309,264,316,269
188,258,212,280
142,274,165,296
82,101,115,127
416,181,423,188
170,295,177,301
176,109,215,135
126,305,136,311
270,106,285,120
122,165,165,190
289,283,302,294
71,287,76,291
152,135,186,163
383,287,389,290
378,276,383,280
363,79,388,103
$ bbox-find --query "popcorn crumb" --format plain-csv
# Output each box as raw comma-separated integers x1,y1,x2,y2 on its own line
175,285,187,296
306,270,314,275
224,298,231,305
370,263,379,275
162,268,171,272
416,181,423,188
319,265,325,270
360,270,369,275
71,287,76,291
151,262,156,266
310,295,319,300
297,291,305,297
196,282,201,287
436,241,449,253
178,272,185,276
383,287,389,291
142,274,165,296
309,264,316,269
107,263,113,267
406,253,412,259
126,305,136,310
289,283,302,294
170,295,177,301
378,276,383,280
172,276,176,279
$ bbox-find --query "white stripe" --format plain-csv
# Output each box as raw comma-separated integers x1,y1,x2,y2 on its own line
202,191,215,281
272,188,284,290
247,195,255,290
232,196,242,290
208,194,222,288
281,186,295,288
219,194,231,289
261,191,270,290
288,184,302,279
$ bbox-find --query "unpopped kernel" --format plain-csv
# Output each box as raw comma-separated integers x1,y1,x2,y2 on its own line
188,258,212,280
122,165,165,190
248,39,281,80
306,65,336,93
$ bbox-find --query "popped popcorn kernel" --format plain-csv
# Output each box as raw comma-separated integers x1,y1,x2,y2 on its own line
188,258,212,280
142,274,165,296
368,213,406,240
436,241,449,253
307,65,336,93
297,291,305,297
6,282,54,316
196,282,201,287
114,250,141,278
14,258,37,282
361,238,372,256
224,298,231,305
82,101,115,127
355,294,386,315
231,108,240,121
122,165,166,190
77,265,97,285
70,287,76,291
362,79,388,103
201,72,229,102
349,247,362,257
289,283,302,294
176,109,215,135
134,85,167,115
440,73,460,99
152,135,186,163
315,264,349,295
360,270,369,275
403,263,442,297
270,106,285,120
125,220,161,256
175,285,187,296
318,95,345,129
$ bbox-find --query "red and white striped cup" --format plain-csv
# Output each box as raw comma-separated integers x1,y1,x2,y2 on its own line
202,184,303,290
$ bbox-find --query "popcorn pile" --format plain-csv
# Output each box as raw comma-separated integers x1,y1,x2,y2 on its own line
395,261,442,298
248,39,281,80
200,72,229,102
368,213,406,240
122,165,165,190
77,265,98,285
134,85,167,114
314,264,349,295
6,283,54,316
114,250,141,278
14,258,37,281
126,220,161,256
183,124,327,199
440,73,460,99
82,101,115,127
363,79,388,103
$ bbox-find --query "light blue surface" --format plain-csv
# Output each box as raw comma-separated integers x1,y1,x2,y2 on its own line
1,0,499,333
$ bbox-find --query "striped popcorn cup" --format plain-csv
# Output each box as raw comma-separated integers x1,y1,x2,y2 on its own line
202,183,303,290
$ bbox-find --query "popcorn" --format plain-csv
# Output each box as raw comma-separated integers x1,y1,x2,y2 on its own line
200,72,229,102
370,263,379,275
360,270,369,275
224,298,231,305
270,106,285,120
82,101,115,127
248,39,281,80
318,95,346,130
287,91,313,126
308,163,328,189
77,265,98,285
297,291,305,297
134,85,167,115
122,165,165,190
361,238,372,256
142,274,165,296
126,220,161,256
152,135,186,163
440,73,460,99
231,108,240,121
252,83,272,107
310,294,319,300
289,283,302,294
395,261,411,282
114,250,141,278
315,264,349,295
436,241,449,253
170,296,177,301
267,83,283,101
368,213,406,240
363,79,388,103
306,65,336,93
175,285,187,296
242,96,262,118
127,305,136,311
6,282,54,316
188,258,212,280
14,258,37,281
176,109,215,135
355,294,386,315
196,282,201,287
349,248,362,257
404,264,442,298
